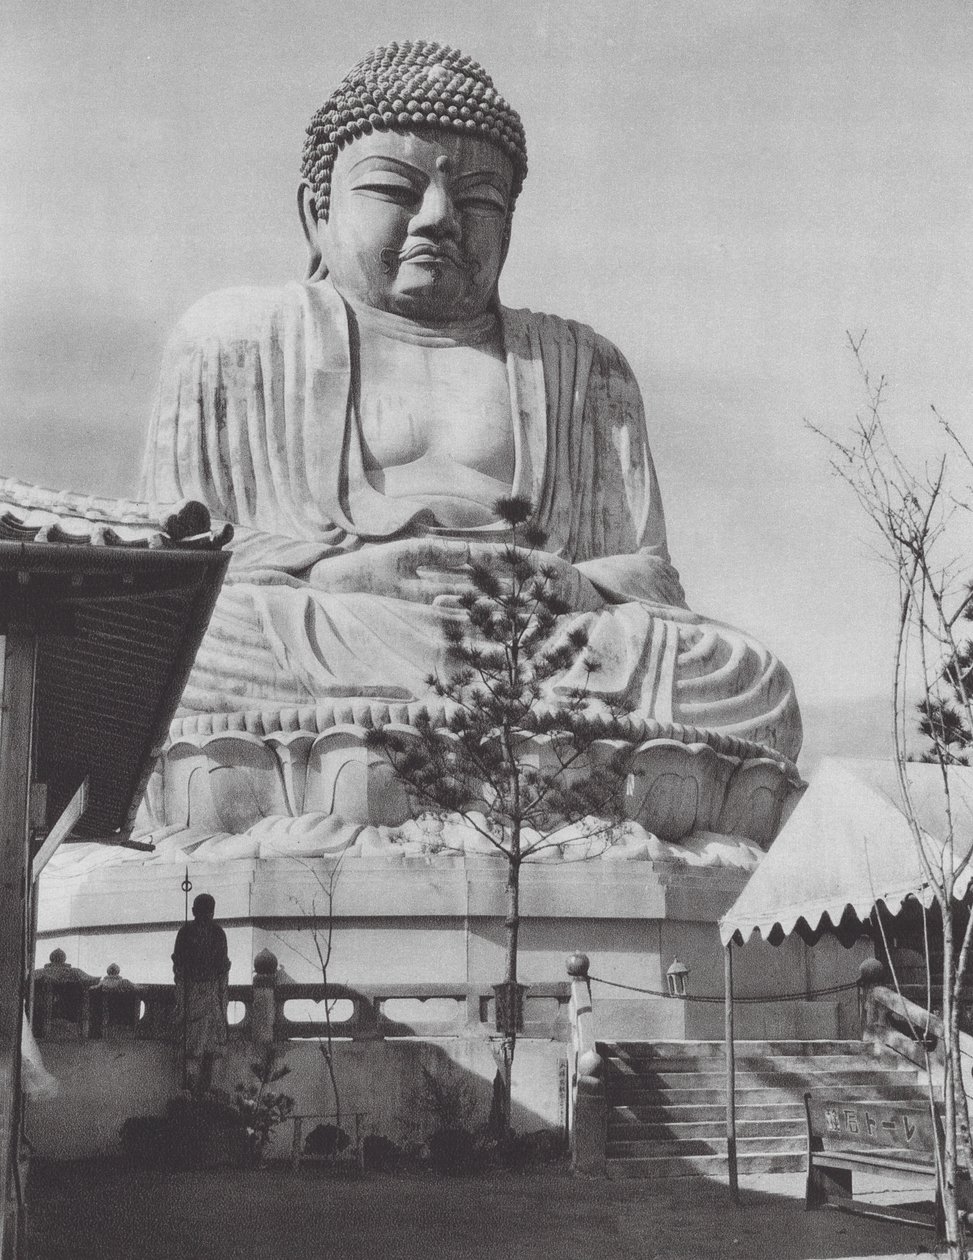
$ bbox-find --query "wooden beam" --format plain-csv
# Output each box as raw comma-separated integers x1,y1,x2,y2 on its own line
31,778,89,882
0,624,37,1258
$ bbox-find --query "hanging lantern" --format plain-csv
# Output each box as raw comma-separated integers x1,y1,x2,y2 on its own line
666,958,690,997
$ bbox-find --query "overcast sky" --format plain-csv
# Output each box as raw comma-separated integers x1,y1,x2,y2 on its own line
2,0,971,771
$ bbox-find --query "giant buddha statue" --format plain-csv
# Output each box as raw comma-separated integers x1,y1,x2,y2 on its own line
22,41,804,868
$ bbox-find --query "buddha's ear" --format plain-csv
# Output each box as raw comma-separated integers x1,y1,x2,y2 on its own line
298,181,327,281
499,214,513,273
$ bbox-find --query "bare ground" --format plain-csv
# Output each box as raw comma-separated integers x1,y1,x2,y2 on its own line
27,1160,944,1260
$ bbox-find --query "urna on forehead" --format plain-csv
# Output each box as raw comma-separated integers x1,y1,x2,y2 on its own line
302,40,528,221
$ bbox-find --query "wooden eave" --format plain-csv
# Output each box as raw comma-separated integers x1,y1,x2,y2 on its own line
0,528,229,843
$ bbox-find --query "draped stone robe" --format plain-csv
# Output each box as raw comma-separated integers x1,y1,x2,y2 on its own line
140,279,801,761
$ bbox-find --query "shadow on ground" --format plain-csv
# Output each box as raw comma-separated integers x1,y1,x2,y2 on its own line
27,1161,943,1260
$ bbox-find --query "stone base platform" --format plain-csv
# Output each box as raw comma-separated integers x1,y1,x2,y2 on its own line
37,847,867,1042
35,711,832,1041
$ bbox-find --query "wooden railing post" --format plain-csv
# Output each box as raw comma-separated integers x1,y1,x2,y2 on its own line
0,621,37,1259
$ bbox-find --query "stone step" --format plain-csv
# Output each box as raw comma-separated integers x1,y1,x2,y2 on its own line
606,1151,806,1178
606,1083,929,1106
604,1053,901,1075
604,1065,917,1088
606,1134,806,1159
607,1117,806,1141
597,1039,866,1060
597,1039,929,1178
611,1101,806,1123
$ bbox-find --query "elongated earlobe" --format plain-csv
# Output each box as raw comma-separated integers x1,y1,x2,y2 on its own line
298,182,327,281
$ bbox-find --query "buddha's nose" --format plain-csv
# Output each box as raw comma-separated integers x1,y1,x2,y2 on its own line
409,185,461,240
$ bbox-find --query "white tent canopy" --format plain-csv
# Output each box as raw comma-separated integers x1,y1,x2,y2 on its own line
720,758,973,947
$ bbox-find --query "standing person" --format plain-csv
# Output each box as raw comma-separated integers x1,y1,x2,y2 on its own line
172,894,230,1094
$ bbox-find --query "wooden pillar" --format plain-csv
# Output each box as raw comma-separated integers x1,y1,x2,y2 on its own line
724,941,739,1205
0,622,38,1258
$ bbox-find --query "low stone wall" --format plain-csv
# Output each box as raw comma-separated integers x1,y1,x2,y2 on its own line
28,1037,567,1162
26,967,570,1162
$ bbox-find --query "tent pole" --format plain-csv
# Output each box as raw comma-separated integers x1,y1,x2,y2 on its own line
725,940,739,1204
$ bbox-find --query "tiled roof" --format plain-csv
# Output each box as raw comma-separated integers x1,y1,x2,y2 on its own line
0,477,231,549
0,481,230,844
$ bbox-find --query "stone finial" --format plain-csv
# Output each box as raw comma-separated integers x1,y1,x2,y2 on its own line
577,1049,602,1078
38,950,98,986
99,963,136,991
253,948,279,978
566,952,590,978
251,950,280,1046
858,958,886,988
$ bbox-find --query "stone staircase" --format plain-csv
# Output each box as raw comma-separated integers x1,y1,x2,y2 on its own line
601,1038,932,1179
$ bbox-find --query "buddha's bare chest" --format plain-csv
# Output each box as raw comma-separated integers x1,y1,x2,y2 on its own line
357,337,514,485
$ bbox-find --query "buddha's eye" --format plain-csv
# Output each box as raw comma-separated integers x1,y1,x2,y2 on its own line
352,179,420,207
457,195,507,217
454,185,509,217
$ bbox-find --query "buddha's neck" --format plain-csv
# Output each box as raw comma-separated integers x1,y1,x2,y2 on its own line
343,294,500,349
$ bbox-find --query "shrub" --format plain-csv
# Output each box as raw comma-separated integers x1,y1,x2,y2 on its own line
362,1134,401,1171
427,1126,477,1174
233,1051,295,1163
121,1092,248,1169
502,1127,565,1169
303,1123,350,1160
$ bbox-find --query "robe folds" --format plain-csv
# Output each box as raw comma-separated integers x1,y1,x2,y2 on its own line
141,279,801,761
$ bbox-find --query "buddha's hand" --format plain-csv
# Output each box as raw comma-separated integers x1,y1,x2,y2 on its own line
306,538,604,610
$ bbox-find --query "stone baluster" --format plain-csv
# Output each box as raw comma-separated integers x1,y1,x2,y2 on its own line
93,963,139,1038
31,950,98,1041
567,952,606,1174
252,949,280,1050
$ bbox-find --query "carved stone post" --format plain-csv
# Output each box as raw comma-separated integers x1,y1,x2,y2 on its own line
251,949,280,1051
857,957,885,1039
567,952,606,1175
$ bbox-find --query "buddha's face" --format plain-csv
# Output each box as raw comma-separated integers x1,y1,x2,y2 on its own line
303,130,514,323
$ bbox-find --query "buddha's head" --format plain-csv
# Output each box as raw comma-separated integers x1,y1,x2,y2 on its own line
299,42,527,324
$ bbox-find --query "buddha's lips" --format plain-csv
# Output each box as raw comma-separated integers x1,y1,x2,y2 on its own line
379,244,478,279
399,243,465,268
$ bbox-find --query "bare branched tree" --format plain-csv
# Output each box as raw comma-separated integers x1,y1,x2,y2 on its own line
270,854,346,1142
810,332,973,1256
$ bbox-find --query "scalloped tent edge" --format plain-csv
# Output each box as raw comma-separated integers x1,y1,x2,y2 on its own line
719,757,973,948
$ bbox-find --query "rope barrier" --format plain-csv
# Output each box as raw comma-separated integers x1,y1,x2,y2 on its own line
586,974,861,1005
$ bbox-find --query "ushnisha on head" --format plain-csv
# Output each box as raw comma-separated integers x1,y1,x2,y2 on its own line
299,41,528,324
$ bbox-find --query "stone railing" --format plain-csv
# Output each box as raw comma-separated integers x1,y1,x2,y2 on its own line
565,952,606,1174
861,968,944,1074
30,950,571,1046
859,961,973,1116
